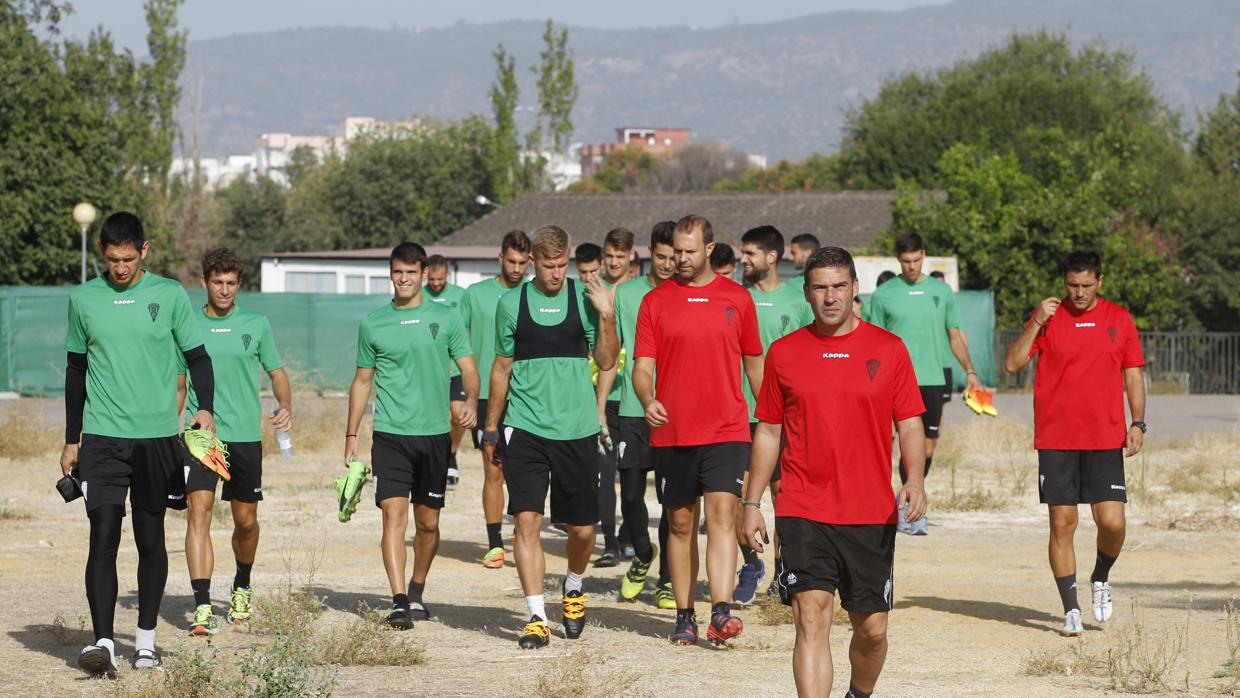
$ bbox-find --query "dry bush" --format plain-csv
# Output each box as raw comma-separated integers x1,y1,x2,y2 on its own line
41,612,89,646
0,400,61,459
1105,602,1185,694
252,538,326,636
533,650,645,698
1022,641,1108,679
113,644,228,698
755,595,792,626
937,486,1009,512
932,417,1036,500
1023,647,1067,677
314,603,425,666
1217,598,1240,693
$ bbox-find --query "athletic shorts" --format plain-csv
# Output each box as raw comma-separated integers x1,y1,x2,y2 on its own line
919,385,947,438
501,427,599,526
653,442,748,509
749,422,782,482
372,431,451,508
1038,449,1126,505
77,434,187,513
450,375,466,402
942,368,953,402
617,417,653,472
185,440,263,502
774,516,896,614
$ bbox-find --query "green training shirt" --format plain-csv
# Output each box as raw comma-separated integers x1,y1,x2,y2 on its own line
66,272,204,439
744,282,814,420
356,300,471,436
615,275,657,418
462,277,516,399
426,283,467,377
180,306,283,443
495,281,599,440
866,275,961,386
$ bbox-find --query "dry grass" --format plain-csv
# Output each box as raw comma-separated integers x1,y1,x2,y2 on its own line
113,644,227,698
753,595,851,626
314,603,425,667
1217,598,1240,694
1021,642,1108,679
1104,601,1186,694
251,538,327,636
41,612,89,646
932,417,1036,504
533,650,646,698
0,400,61,459
0,506,32,521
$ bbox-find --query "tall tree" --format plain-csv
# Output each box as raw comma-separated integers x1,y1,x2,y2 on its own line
487,43,521,202
528,19,577,155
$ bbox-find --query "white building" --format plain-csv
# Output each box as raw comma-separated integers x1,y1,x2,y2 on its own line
260,246,507,294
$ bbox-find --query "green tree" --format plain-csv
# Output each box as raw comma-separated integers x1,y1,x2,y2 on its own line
528,19,577,155
213,176,288,289
487,43,521,202
569,146,660,193
716,152,843,192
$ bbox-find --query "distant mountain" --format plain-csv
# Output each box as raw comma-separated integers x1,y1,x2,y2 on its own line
181,0,1240,161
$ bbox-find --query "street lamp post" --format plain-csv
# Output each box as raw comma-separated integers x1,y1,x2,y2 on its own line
475,194,500,209
72,203,97,284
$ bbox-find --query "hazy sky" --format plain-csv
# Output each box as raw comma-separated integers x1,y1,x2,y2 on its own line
63,0,952,52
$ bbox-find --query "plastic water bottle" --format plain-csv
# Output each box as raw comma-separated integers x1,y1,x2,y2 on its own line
274,410,294,460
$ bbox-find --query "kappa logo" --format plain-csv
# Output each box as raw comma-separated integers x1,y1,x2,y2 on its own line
113,299,135,305
210,328,232,333
1107,326,1117,344
908,291,925,296
1075,322,1096,328
822,352,850,359
537,307,562,314
428,492,445,499
866,359,880,380
148,303,160,321
242,333,252,350
687,297,709,303
932,295,941,308
726,307,736,325
1111,484,1126,491
429,322,440,340
756,301,774,307
400,319,421,325
781,314,791,332
786,572,798,585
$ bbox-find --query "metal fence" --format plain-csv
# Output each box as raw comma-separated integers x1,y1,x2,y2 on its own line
995,329,1240,394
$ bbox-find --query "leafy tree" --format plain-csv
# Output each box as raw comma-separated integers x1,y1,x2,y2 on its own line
487,43,521,202
213,176,288,288
569,146,660,193
528,20,577,155
716,152,843,192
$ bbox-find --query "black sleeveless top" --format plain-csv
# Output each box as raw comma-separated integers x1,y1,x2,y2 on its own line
513,279,589,361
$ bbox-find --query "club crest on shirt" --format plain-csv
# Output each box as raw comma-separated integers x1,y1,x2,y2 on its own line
932,295,940,308
1107,326,1117,344
430,322,440,340
866,359,880,380
726,307,735,325
781,314,791,332
148,303,160,322
242,334,252,350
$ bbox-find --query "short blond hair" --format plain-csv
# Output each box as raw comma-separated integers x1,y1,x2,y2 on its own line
531,225,570,259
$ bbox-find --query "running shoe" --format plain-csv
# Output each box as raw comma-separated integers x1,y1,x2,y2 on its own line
131,649,162,670
184,428,230,481
482,546,505,569
1091,581,1113,623
732,559,766,605
518,616,551,649
979,389,999,417
707,610,744,646
654,582,676,610
409,601,431,622
386,607,414,630
594,547,620,568
620,545,657,600
964,388,999,417
670,615,699,646
78,644,118,679
1059,608,1084,637
227,586,252,625
335,460,369,523
562,589,587,639
188,604,220,636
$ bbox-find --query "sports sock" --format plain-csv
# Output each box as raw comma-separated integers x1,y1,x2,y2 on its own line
603,531,619,550
924,456,933,479
1091,551,1118,584
95,638,116,663
191,578,211,607
711,601,730,618
234,561,253,590
449,452,458,470
845,684,872,698
486,522,503,550
1055,574,1080,613
393,593,410,610
407,580,425,604
564,569,585,594
526,594,546,621
739,543,760,567
134,626,156,653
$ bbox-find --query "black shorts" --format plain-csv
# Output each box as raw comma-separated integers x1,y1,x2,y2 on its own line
942,368,953,402
774,517,896,615
1038,449,1126,505
919,385,946,438
501,427,598,525
372,431,451,508
653,442,748,509
450,375,466,402
617,417,653,472
185,440,263,502
749,422,782,482
78,434,187,513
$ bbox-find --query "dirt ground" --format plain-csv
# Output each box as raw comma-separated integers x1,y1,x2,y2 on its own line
0,396,1237,697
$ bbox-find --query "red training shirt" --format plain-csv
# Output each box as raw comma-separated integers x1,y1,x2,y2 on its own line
755,322,924,525
1029,297,1144,450
634,274,763,447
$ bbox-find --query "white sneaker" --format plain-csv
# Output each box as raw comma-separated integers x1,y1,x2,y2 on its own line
1059,608,1084,636
1091,581,1113,623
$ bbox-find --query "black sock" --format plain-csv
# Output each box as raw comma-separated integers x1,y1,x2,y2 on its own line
845,684,872,698
635,543,654,565
486,522,503,550
740,544,760,567
407,581,425,604
393,593,410,610
676,607,695,621
1055,574,1079,613
191,578,211,607
603,531,619,550
1091,551,1118,584
712,601,730,617
924,456,933,478
449,452,458,470
234,561,253,590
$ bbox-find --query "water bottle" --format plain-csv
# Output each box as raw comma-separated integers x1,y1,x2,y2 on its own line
274,409,294,460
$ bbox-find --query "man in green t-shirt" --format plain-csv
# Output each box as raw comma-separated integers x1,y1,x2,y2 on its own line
344,243,479,629
176,249,291,637
461,230,531,569
867,232,983,535
61,212,216,677
734,225,815,605
787,233,820,287
424,254,469,488
481,225,618,649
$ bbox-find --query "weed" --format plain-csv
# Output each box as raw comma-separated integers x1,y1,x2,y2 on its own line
938,486,1009,512
112,644,228,698
315,603,425,666
1105,601,1184,694
0,506,32,521
1216,598,1240,693
251,538,326,636
755,595,792,625
533,650,644,698
234,630,337,698
43,612,89,646
1023,647,1067,676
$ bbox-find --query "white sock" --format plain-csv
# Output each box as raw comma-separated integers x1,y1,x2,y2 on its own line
134,626,156,653
525,594,546,621
95,637,115,662
564,569,585,594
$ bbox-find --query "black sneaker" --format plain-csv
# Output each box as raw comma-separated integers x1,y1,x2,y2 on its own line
386,607,414,630
409,601,431,621
562,589,587,639
670,615,699,646
594,547,620,568
518,616,551,649
131,648,162,670
78,644,118,679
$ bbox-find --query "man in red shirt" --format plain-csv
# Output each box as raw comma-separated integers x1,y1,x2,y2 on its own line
742,246,926,698
1004,250,1145,637
633,214,764,647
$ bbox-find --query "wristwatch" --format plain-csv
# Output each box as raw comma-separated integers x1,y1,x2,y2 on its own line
1130,421,1147,434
